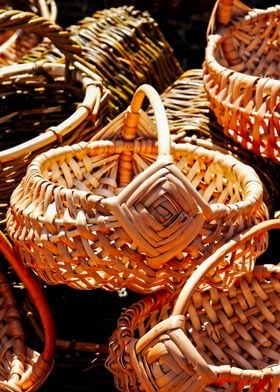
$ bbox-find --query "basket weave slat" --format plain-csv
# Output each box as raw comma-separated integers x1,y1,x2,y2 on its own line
203,0,280,163
0,231,55,391
7,84,268,293
106,219,280,391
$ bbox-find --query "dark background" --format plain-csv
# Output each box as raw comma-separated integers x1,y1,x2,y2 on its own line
19,1,278,391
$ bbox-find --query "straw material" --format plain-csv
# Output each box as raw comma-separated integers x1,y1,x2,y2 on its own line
0,1,57,66
151,68,280,215
7,84,268,293
0,231,55,391
67,5,183,120
106,219,280,392
203,0,280,163
0,9,108,228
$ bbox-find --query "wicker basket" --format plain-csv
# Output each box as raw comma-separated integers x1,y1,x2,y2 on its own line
0,1,57,66
203,0,280,163
106,218,280,392
67,5,183,121
0,9,108,228
0,230,55,391
7,84,268,293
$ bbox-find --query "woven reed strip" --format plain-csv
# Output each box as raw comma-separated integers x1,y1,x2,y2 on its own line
106,219,280,391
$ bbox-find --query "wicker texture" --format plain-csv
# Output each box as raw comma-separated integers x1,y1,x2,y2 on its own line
0,1,57,66
150,68,280,215
0,9,108,228
7,84,268,293
203,0,280,163
68,5,183,120
106,219,280,392
0,231,55,391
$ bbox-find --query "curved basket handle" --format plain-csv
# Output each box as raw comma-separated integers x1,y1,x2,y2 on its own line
0,231,55,391
0,9,90,73
207,0,251,35
172,218,280,316
122,83,171,157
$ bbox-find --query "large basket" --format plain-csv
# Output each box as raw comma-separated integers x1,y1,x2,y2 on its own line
68,5,183,121
0,231,55,391
0,1,57,66
203,0,280,163
106,218,280,392
0,9,108,228
7,84,268,293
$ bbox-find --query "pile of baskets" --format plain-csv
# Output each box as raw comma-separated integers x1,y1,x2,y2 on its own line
0,0,279,391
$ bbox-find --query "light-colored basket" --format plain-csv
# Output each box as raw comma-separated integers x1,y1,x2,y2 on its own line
0,231,55,391
0,1,57,66
7,83,268,293
203,0,280,163
0,9,108,228
106,218,280,392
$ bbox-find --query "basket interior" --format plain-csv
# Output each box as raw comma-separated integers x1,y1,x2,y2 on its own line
0,74,83,150
217,7,280,78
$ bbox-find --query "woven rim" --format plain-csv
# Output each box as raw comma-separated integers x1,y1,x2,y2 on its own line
106,219,280,391
0,61,103,162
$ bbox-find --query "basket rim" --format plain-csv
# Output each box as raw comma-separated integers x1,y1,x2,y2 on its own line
0,61,103,163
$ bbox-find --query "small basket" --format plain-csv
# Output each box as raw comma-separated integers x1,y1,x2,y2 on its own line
7,84,268,293
0,1,57,66
0,231,55,391
0,9,108,228
106,218,280,392
68,5,183,120
203,0,280,163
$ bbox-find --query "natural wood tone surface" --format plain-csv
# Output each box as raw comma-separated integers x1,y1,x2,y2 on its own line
203,0,280,162
106,219,280,391
7,84,268,293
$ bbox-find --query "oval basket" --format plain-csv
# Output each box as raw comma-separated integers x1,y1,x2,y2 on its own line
0,9,108,228
0,1,57,66
0,231,55,391
106,218,280,392
7,84,268,293
203,0,280,163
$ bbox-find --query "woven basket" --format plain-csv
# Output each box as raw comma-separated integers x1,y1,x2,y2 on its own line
0,1,57,66
203,0,280,163
7,83,268,293
106,218,280,392
0,9,108,228
67,5,183,121
0,230,55,391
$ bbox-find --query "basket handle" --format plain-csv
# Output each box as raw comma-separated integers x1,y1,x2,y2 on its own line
118,83,172,187
0,231,55,391
172,218,280,316
0,9,90,74
207,0,251,34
